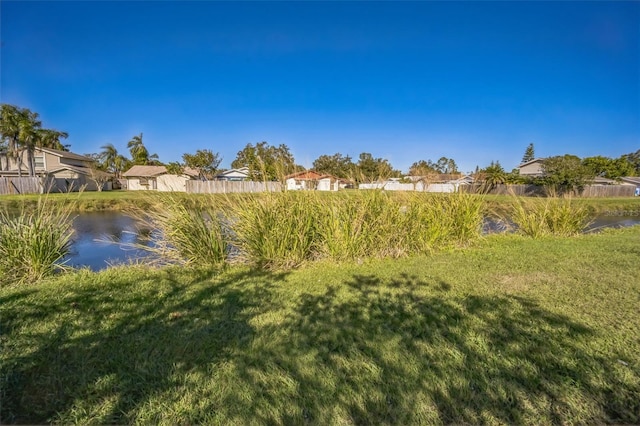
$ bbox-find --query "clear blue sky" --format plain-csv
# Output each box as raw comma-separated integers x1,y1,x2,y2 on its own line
2,1,638,173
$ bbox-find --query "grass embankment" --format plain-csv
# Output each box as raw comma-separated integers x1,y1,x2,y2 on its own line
1,190,638,215
2,227,639,424
0,190,153,213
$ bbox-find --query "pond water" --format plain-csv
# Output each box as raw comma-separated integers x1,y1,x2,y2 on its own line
65,212,640,271
65,212,153,271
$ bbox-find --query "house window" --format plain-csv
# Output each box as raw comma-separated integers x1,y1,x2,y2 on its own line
34,156,45,169
139,178,149,185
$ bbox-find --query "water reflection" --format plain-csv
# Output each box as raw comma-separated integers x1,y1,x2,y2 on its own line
65,212,153,271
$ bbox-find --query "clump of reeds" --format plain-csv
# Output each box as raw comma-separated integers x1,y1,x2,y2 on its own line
317,190,405,260
134,190,486,271
0,197,74,285
127,193,229,268
509,195,592,238
402,192,485,252
229,191,320,269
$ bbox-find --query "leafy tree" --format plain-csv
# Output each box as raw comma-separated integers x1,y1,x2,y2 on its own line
231,141,297,181
521,143,535,164
182,149,222,179
622,150,640,175
541,154,595,194
165,161,184,175
435,157,459,174
312,153,355,179
408,160,439,176
354,152,399,183
582,155,634,181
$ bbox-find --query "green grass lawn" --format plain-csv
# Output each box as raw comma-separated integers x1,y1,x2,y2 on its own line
2,227,639,424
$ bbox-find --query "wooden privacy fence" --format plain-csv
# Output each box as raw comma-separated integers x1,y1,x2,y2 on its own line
462,184,636,197
187,180,283,194
0,177,53,195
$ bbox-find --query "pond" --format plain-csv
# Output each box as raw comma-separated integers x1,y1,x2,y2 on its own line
65,212,153,271
65,211,640,271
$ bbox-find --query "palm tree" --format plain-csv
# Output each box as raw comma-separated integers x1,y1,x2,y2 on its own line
99,143,119,173
16,108,42,177
128,133,149,165
0,104,29,175
37,129,69,151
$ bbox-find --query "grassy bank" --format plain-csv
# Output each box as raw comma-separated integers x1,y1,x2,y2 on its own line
2,227,639,424
0,191,154,213
1,190,638,215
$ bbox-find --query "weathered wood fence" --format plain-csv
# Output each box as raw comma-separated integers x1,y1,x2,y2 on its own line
462,184,636,197
0,177,51,195
187,180,283,194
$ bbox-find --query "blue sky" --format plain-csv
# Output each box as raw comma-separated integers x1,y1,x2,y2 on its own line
2,1,638,173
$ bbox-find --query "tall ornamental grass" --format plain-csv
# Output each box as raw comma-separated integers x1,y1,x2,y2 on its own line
318,191,405,260
133,191,486,271
401,192,485,253
0,198,74,285
128,193,229,268
509,195,592,238
229,192,320,269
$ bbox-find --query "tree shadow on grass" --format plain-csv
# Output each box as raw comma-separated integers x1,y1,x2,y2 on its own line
225,273,639,424
1,271,638,424
0,268,287,424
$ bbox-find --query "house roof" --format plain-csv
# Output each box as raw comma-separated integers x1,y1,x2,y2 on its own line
217,167,249,177
40,147,94,162
519,158,545,168
123,165,167,177
621,176,640,185
48,165,103,177
285,170,324,180
123,165,199,178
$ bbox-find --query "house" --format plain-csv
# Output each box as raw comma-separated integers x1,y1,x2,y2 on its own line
0,146,111,191
122,165,199,192
285,170,341,191
518,158,545,177
621,177,640,187
215,167,249,181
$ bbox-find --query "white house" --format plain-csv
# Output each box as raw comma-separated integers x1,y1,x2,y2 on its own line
285,170,341,191
122,165,199,192
216,167,249,181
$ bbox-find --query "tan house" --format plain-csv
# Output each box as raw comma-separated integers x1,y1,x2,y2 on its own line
0,147,111,191
123,165,199,192
518,158,545,177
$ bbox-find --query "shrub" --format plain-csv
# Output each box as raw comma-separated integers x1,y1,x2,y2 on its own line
509,195,592,238
229,192,320,269
0,197,74,285
129,193,229,268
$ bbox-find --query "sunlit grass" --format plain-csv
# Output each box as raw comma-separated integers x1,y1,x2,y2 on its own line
1,227,639,424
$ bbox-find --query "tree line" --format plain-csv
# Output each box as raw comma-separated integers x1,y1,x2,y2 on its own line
2,104,638,189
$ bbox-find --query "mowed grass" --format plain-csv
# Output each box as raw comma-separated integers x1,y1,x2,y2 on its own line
2,227,639,424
